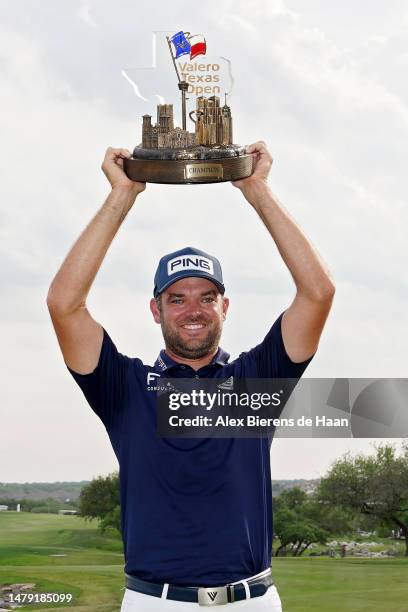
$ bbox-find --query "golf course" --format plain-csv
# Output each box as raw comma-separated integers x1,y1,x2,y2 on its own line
1,512,407,611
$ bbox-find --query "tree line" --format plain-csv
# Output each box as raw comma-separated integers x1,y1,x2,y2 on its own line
0,497,79,513
78,443,408,556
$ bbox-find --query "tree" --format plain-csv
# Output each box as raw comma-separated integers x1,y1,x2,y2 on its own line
318,443,408,556
99,504,122,534
79,472,121,533
273,487,348,556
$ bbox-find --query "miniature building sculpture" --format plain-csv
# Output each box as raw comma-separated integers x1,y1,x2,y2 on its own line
195,95,232,146
141,95,233,149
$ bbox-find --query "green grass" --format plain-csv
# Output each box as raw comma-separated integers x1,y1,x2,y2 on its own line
1,512,408,611
274,556,408,611
0,512,124,611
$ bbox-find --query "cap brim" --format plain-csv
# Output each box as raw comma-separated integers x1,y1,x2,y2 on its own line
154,272,225,297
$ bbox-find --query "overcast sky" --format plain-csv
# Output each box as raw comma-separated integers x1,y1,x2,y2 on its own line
1,0,407,482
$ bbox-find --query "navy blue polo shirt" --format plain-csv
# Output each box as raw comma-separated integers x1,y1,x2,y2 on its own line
68,312,313,586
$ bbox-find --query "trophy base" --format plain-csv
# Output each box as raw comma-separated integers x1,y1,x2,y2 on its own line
124,144,253,184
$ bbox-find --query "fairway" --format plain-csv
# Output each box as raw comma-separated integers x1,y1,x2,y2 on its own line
1,512,408,611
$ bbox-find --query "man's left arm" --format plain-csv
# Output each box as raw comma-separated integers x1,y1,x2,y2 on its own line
233,141,335,363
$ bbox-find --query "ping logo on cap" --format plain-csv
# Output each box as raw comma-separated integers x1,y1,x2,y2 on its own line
167,255,214,276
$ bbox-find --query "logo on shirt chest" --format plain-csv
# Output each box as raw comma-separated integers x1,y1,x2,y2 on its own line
147,372,162,391
147,372,161,385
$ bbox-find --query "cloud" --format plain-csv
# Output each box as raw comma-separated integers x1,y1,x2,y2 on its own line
78,3,99,28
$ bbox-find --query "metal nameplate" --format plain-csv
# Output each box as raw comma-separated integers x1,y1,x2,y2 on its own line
184,163,224,180
197,585,229,606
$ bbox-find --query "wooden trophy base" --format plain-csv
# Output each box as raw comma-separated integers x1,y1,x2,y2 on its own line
123,144,253,184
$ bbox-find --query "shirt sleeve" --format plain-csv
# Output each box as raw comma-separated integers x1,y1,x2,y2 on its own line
243,311,314,378
67,329,129,431
240,313,314,442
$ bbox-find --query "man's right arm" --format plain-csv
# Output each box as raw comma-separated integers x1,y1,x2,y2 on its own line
46,147,146,374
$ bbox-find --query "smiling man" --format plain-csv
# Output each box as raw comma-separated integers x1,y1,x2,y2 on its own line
151,251,229,367
47,143,335,611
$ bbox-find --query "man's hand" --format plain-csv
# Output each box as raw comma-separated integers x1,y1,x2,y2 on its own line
232,141,273,200
102,147,146,195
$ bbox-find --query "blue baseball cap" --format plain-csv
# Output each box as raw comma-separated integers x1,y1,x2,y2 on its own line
153,247,225,298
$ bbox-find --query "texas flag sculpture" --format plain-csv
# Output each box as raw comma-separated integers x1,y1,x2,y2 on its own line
166,30,208,130
170,31,207,60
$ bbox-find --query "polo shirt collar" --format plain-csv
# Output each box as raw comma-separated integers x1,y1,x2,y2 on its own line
154,347,230,372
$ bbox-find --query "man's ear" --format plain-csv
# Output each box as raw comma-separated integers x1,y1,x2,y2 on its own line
150,298,161,324
222,296,229,320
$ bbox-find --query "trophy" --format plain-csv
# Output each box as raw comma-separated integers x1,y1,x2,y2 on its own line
124,31,253,184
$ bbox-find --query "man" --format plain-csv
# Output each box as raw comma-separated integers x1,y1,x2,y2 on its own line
47,142,335,610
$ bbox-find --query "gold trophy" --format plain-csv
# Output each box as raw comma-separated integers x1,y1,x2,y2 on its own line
124,31,253,184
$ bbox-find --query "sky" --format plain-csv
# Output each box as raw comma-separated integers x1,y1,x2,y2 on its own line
1,0,407,482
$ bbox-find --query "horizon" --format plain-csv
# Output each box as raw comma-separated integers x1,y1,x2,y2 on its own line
0,476,321,485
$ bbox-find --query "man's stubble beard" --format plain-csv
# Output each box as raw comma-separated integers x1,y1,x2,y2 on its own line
160,318,223,360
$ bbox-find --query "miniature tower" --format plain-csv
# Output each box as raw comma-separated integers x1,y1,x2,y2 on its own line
142,115,152,148
194,95,232,146
157,104,174,135
221,93,233,145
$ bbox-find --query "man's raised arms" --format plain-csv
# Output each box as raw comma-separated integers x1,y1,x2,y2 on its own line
47,148,146,374
233,141,335,363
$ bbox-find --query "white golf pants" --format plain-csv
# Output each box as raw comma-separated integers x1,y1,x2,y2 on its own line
120,570,283,611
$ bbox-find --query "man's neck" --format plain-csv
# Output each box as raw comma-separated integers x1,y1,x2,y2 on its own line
164,347,219,371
